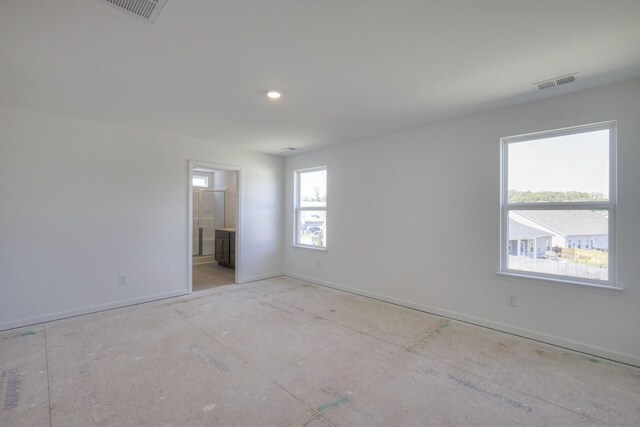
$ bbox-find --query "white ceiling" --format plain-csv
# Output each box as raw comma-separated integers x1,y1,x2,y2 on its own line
1,1,639,155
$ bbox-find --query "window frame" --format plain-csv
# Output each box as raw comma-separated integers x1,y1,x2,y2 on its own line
294,166,327,250
499,121,617,288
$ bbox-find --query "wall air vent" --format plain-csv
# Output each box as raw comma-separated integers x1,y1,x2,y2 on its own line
534,73,578,90
101,0,168,23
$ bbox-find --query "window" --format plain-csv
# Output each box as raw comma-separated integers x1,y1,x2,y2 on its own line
500,122,616,286
295,167,327,248
192,175,209,188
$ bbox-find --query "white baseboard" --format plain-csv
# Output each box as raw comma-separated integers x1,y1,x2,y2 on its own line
0,290,189,332
0,272,284,331
236,272,283,285
284,273,640,367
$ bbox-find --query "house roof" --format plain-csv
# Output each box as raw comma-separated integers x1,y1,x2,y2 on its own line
514,210,608,236
508,219,553,240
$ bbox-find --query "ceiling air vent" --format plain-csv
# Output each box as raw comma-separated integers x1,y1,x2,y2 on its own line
101,0,168,23
534,73,578,91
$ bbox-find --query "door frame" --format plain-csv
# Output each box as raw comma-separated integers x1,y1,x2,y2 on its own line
187,160,242,293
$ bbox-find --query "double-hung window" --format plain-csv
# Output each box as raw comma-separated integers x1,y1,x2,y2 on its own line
294,166,327,249
500,122,616,287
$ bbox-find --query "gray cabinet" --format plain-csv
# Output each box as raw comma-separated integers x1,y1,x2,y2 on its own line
215,229,235,268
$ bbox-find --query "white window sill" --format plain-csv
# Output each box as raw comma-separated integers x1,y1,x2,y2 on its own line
292,244,327,252
496,271,623,292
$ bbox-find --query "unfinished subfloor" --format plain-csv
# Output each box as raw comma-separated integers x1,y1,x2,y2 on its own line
1,277,639,426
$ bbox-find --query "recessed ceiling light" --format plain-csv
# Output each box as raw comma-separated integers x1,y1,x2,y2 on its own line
267,91,282,99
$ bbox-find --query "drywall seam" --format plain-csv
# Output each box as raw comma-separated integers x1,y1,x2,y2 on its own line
0,290,188,332
284,273,640,367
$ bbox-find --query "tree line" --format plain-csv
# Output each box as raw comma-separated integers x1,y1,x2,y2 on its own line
508,190,607,203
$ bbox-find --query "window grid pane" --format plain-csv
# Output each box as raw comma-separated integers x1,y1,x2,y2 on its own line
192,176,208,188
299,169,327,208
506,209,609,281
296,209,326,247
507,128,610,203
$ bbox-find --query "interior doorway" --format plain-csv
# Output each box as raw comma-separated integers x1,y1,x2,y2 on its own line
188,161,240,293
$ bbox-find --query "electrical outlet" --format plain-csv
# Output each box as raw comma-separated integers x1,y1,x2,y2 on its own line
118,274,128,286
507,295,517,307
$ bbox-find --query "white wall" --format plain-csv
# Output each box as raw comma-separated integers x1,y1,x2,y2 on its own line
0,105,284,329
284,79,640,366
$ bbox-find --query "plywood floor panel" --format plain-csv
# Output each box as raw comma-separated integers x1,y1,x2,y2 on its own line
1,277,639,426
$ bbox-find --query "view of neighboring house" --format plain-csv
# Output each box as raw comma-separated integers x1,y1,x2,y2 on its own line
508,219,553,258
300,212,325,232
510,210,609,258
